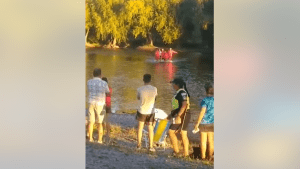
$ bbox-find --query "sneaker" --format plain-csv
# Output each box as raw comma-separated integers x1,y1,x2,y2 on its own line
149,147,156,153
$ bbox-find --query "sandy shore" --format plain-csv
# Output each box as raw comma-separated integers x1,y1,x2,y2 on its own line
86,113,213,169
86,140,212,169
107,113,201,142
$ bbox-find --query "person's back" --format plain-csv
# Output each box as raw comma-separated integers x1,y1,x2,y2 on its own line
136,74,157,152
87,68,110,144
87,78,109,105
137,85,157,114
200,96,214,124
162,51,169,60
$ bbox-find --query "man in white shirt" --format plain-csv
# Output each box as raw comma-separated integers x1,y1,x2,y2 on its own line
87,68,110,144
136,74,157,152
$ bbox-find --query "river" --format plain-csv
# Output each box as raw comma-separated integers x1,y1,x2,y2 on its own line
86,48,213,120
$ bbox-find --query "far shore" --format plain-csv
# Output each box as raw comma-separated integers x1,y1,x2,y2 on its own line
85,43,213,54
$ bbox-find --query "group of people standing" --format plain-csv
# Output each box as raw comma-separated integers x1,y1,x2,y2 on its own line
155,48,178,61
87,68,214,161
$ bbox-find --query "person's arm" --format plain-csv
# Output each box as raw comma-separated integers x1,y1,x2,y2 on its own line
177,101,187,117
174,91,188,123
137,89,140,100
194,107,207,129
105,84,111,97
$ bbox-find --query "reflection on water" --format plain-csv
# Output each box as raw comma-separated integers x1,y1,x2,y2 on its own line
86,49,213,115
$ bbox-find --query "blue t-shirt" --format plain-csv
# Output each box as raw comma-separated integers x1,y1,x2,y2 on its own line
200,96,214,124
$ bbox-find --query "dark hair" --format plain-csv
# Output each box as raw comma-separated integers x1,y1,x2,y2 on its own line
143,74,151,83
102,77,108,83
172,78,190,97
93,68,101,77
204,83,214,95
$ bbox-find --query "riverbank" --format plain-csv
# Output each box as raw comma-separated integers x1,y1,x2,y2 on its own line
86,113,214,168
86,139,213,169
86,120,214,169
85,43,213,55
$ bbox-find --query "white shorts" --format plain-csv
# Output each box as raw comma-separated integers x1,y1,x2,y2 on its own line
88,104,106,123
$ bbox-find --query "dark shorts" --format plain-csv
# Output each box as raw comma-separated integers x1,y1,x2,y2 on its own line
169,111,191,131
199,123,214,132
136,111,155,123
106,106,111,114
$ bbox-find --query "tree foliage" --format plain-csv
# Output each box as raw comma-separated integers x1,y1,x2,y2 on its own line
85,0,212,46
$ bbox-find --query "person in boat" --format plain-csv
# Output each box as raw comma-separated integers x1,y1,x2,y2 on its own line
167,48,178,61
161,49,168,61
159,48,162,60
155,48,160,61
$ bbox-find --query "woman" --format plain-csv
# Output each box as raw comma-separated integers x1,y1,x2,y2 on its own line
168,78,191,157
194,83,214,161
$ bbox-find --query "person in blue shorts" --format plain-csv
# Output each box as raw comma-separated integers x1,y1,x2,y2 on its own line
194,83,214,160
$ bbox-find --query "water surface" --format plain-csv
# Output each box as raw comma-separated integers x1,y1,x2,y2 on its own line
86,49,213,115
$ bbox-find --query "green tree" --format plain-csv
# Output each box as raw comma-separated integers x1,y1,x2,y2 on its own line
154,0,182,44
86,0,95,44
87,0,129,48
125,0,182,45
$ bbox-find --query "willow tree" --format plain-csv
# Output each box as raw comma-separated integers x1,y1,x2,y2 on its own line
85,0,94,44
86,0,129,47
126,0,182,45
125,0,154,46
154,0,182,44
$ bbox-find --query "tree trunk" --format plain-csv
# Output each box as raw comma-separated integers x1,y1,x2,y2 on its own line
148,33,153,46
112,37,117,48
85,28,89,44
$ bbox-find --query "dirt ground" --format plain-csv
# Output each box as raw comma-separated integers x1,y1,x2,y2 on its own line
86,113,213,169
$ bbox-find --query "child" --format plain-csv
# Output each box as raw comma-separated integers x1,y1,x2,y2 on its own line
194,83,214,161
102,77,113,140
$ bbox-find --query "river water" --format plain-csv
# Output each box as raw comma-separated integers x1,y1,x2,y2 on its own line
86,49,213,118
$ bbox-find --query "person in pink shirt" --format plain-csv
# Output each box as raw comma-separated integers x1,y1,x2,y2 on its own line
102,77,112,140
167,48,178,61
155,48,160,61
161,49,168,61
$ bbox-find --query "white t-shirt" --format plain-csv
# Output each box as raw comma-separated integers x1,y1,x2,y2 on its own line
137,85,157,114
87,77,110,105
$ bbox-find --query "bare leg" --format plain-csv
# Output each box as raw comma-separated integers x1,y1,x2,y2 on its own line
137,121,145,147
98,123,103,143
207,132,214,160
106,113,111,138
148,122,154,148
181,130,189,157
88,121,94,142
200,132,208,159
169,129,179,153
